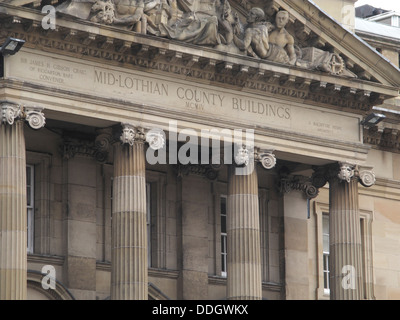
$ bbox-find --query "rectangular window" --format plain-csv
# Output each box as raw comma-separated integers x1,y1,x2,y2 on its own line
26,165,34,254
322,214,330,294
220,195,227,277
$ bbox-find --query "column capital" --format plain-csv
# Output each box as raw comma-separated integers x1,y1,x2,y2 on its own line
313,162,376,189
234,144,251,167
358,166,376,188
1,102,21,125
62,128,113,163
278,174,319,199
145,128,165,150
233,145,277,170
1,102,47,130
24,106,46,130
337,161,356,183
120,123,144,146
255,149,276,170
119,123,166,150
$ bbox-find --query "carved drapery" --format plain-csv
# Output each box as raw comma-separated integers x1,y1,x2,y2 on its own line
54,0,355,77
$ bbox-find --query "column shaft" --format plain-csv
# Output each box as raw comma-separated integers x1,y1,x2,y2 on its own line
111,141,148,300
329,177,362,300
0,121,27,300
227,165,262,300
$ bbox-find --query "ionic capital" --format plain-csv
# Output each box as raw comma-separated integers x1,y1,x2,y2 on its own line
255,149,276,170
119,123,145,146
234,144,251,167
119,124,166,150
1,102,21,125
358,166,376,188
337,161,356,183
278,175,319,200
24,107,46,130
145,128,165,150
317,162,376,188
233,146,277,170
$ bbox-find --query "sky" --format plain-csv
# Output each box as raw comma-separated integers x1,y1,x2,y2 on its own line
355,0,400,12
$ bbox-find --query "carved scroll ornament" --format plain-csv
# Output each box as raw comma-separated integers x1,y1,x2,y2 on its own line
1,103,46,130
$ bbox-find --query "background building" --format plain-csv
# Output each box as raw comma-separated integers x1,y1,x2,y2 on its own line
1,0,400,300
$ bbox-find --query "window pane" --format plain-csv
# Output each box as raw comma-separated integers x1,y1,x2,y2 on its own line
323,214,329,253
26,165,34,254
221,197,226,215
323,215,329,234
146,182,151,267
323,234,329,253
221,215,226,234
26,166,31,185
27,186,31,206
220,196,227,276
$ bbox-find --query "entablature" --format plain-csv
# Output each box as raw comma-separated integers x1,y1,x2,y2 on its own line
0,1,399,113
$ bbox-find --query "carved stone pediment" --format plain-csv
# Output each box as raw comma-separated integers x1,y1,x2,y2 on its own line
1,0,399,108
48,0,356,78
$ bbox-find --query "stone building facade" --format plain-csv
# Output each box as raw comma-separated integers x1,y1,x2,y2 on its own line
0,0,400,300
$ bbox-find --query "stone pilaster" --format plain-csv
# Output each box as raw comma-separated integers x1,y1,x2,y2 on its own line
111,124,148,300
0,102,45,300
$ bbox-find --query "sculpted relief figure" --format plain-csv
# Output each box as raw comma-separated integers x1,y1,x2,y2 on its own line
56,1,353,76
236,8,292,64
157,0,220,45
237,8,271,59
268,10,296,65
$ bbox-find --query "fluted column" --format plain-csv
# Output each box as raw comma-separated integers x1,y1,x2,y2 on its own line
0,103,45,300
227,146,262,300
111,124,148,300
226,148,276,300
328,162,367,300
0,117,27,299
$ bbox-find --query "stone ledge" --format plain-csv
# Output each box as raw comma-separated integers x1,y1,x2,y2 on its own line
27,253,65,265
208,275,282,292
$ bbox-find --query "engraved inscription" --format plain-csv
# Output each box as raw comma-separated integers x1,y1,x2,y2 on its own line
6,51,361,143
94,70,169,96
232,98,291,119
19,56,88,85
309,121,343,135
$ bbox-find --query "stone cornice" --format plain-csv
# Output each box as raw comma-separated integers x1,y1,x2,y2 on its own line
364,127,400,154
0,3,397,112
280,0,400,88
